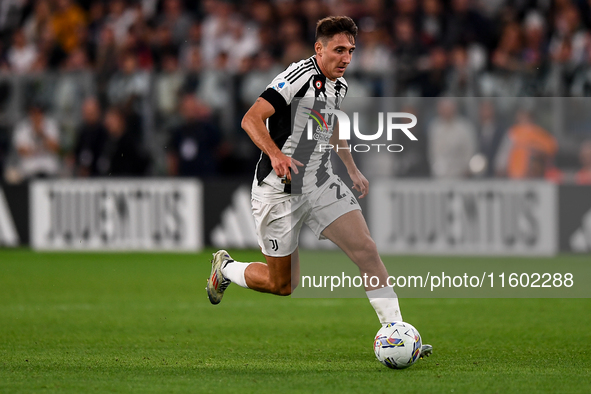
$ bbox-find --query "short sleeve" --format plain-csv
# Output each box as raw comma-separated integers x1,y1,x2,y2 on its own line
259,60,314,111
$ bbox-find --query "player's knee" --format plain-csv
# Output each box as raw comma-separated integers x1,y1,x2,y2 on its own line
352,237,379,261
270,281,292,296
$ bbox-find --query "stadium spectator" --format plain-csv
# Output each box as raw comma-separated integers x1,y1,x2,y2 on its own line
0,0,27,35
570,38,591,96
121,21,153,70
181,47,203,93
301,0,330,43
476,100,505,177
278,19,311,66
34,23,68,71
52,48,93,127
547,5,587,94
549,4,587,69
201,0,237,67
274,0,298,22
444,0,493,49
157,0,195,46
522,11,547,72
494,109,558,179
396,0,419,19
491,22,525,73
51,0,88,54
7,29,37,74
150,24,178,71
62,47,90,71
104,0,138,42
247,0,276,27
23,0,53,46
392,16,425,95
72,97,107,177
420,46,448,96
353,18,392,75
427,98,477,178
277,17,303,48
87,0,107,52
179,22,201,69
12,103,61,179
446,45,478,96
218,17,260,72
197,52,232,112
420,0,445,47
107,51,149,120
167,95,220,177
575,140,591,184
154,53,184,121
95,25,118,105
97,106,150,176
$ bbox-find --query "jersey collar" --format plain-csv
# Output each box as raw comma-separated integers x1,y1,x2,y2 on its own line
312,56,323,76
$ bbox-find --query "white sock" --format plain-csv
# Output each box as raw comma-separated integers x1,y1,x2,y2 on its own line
221,261,250,288
366,287,403,325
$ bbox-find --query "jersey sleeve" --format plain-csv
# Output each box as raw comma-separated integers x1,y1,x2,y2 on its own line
259,65,309,111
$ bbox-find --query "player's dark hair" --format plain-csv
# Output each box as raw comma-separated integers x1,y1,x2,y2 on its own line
315,16,358,45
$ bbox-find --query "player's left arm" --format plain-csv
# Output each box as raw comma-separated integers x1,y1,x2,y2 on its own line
330,121,369,198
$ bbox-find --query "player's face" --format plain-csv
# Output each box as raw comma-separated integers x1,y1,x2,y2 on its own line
316,33,355,81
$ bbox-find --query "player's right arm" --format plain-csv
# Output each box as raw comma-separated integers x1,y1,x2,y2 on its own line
241,97,302,180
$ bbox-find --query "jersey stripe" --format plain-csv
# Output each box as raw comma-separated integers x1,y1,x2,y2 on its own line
287,64,315,83
315,150,330,187
285,59,313,80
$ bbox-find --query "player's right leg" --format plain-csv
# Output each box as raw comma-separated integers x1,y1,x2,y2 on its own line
242,249,299,295
206,249,299,304
206,197,303,304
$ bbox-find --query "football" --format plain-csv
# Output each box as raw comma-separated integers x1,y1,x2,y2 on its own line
373,322,422,369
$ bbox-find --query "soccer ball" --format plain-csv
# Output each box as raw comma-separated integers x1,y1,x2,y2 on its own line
373,322,422,369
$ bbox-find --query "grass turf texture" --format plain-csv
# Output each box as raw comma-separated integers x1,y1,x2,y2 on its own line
1,249,590,393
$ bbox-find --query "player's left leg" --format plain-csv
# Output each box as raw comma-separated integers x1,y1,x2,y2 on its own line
321,210,433,358
321,210,403,324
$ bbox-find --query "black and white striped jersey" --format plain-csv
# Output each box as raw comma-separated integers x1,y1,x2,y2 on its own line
252,55,348,201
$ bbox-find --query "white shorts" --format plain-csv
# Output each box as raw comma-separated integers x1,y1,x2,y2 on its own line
252,176,361,257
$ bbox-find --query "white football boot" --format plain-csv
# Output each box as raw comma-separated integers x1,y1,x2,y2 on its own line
206,250,233,305
420,344,433,359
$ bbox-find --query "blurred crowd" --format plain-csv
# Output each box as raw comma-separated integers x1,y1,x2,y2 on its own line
0,0,590,183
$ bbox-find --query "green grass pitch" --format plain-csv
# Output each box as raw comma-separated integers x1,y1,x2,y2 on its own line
1,249,590,393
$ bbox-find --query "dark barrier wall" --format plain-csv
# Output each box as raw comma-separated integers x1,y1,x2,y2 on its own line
0,182,28,246
559,185,591,253
202,179,249,246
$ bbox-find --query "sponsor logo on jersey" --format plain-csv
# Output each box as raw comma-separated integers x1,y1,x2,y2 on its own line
272,81,286,91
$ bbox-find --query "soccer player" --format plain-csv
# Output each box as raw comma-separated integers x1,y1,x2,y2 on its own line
206,16,431,358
